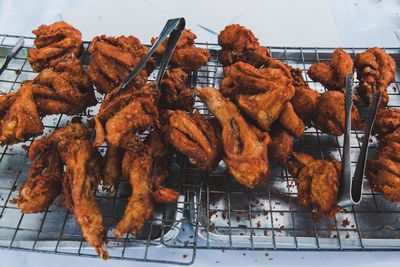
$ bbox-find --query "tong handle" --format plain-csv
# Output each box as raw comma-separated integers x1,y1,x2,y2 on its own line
351,90,381,204
117,18,185,91
338,74,354,207
0,37,24,75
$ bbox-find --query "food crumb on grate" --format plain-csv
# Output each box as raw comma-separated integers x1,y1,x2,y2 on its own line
341,218,350,227
182,254,187,259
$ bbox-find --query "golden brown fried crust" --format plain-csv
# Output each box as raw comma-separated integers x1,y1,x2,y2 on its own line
151,29,210,73
0,84,43,145
196,87,270,188
63,139,108,259
18,148,63,213
218,24,270,67
278,102,305,139
102,145,123,192
269,127,293,164
221,61,295,131
373,108,400,137
32,58,96,115
88,35,155,94
163,110,223,172
291,85,320,122
307,48,353,91
28,21,83,72
313,91,360,136
355,47,396,106
288,152,340,216
159,68,194,111
366,128,400,202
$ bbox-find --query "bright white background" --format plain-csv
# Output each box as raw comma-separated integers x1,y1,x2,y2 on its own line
0,0,399,266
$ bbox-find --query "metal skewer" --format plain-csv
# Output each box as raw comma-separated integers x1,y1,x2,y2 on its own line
338,74,381,207
0,37,24,75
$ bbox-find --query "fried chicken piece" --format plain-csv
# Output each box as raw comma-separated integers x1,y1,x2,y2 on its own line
307,48,353,91
102,145,123,192
32,58,96,115
218,24,271,67
291,85,320,122
151,29,210,73
163,110,223,171
221,61,295,131
366,127,400,202
373,108,400,137
159,68,194,111
63,139,107,259
269,126,293,164
88,35,155,94
313,91,360,136
196,87,270,188
355,47,396,106
28,21,83,72
278,102,305,139
288,152,340,216
95,82,160,148
0,84,43,145
18,148,63,213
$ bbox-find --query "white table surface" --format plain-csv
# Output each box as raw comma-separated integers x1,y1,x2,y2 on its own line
0,0,399,266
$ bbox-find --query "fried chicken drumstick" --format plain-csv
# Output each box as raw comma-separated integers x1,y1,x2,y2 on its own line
88,35,155,94
373,108,400,137
162,110,223,172
28,21,83,72
196,87,270,188
355,47,396,106
218,24,271,67
0,84,43,145
307,48,353,91
151,29,210,73
288,152,340,216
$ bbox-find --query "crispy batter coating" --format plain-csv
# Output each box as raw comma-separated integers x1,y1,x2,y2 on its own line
95,82,160,148
366,127,400,202
28,21,83,72
221,61,296,131
291,85,320,122
278,102,305,139
151,29,210,73
307,48,353,91
18,148,63,213
355,47,396,106
373,108,400,137
269,126,293,164
218,24,270,67
102,145,123,192
197,87,270,188
32,58,96,115
313,91,360,136
63,139,108,259
163,110,223,171
288,152,340,216
0,84,43,145
159,68,194,111
88,35,155,94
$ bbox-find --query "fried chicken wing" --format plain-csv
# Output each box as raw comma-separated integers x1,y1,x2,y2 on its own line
63,139,107,259
88,35,155,94
28,21,83,72
373,108,400,137
291,85,320,122
218,24,270,67
163,110,223,171
196,87,270,188
269,126,293,164
151,29,210,73
313,91,360,136
102,145,123,192
307,48,353,91
32,58,96,115
18,148,63,213
366,127,400,202
0,84,43,145
278,102,305,139
288,152,340,216
355,47,396,106
159,68,194,111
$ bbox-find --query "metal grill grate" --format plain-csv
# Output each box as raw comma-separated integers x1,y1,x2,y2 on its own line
0,34,399,265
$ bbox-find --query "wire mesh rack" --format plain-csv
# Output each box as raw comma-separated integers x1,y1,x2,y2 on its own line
0,33,399,265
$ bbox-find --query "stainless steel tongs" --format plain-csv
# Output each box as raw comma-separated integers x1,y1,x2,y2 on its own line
338,74,381,207
0,37,24,75
116,17,185,91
